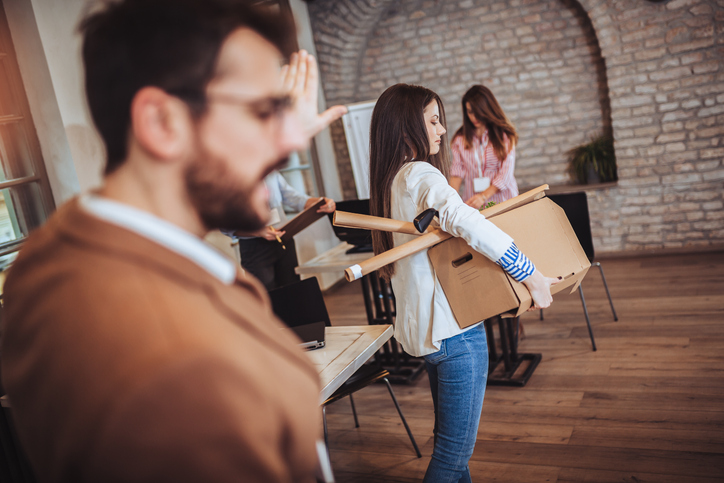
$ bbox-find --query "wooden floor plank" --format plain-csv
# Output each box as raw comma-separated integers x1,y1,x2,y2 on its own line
483,389,585,408
557,467,724,483
477,421,574,445
568,425,724,453
579,391,724,412
472,441,724,478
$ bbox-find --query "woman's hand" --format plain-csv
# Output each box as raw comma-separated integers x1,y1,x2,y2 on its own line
522,270,561,311
464,193,487,210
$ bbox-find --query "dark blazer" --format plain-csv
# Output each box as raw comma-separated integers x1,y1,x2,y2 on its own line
0,199,321,483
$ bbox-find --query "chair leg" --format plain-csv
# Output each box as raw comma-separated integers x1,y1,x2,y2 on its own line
348,394,360,428
539,308,544,320
383,377,421,458
578,283,597,351
322,406,329,452
593,262,618,321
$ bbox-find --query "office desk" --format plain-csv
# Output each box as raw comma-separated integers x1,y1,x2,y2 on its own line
309,325,393,403
296,243,425,384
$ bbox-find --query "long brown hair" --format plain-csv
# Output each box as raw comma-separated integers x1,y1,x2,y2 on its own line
368,84,451,280
453,85,517,162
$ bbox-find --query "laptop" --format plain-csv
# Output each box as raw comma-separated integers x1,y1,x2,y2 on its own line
268,278,330,351
287,321,326,350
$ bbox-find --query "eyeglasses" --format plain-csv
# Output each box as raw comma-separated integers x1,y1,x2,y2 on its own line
206,93,293,123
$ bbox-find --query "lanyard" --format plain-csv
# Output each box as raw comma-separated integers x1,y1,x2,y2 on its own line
473,131,489,178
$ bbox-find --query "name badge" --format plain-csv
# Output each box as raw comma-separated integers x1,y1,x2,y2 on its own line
473,177,490,193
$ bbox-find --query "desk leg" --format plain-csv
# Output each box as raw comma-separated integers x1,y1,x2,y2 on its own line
484,319,500,377
360,275,375,327
361,275,393,363
360,272,425,384
487,316,541,387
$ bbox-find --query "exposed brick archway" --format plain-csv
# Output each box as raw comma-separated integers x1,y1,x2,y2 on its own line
307,0,398,105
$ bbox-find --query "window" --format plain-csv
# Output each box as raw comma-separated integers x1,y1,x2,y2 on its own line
0,2,55,271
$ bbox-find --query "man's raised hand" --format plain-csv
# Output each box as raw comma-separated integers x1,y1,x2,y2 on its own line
281,50,347,139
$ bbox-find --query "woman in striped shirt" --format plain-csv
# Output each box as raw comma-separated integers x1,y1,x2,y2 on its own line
450,85,519,209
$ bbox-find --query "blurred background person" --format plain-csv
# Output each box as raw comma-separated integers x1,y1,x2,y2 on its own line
450,85,519,209
228,168,335,291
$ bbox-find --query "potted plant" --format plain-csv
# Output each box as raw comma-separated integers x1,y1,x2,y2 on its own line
568,134,617,184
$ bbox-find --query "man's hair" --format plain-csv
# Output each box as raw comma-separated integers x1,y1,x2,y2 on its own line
79,0,295,174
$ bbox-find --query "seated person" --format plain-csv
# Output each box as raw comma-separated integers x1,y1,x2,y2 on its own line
227,169,335,290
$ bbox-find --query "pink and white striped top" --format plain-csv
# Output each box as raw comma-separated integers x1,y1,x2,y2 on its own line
450,130,519,204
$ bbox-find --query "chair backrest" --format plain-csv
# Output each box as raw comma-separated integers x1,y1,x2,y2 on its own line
268,277,332,328
327,199,372,248
547,192,595,262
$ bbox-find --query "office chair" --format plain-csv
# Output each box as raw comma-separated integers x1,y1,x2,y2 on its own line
543,192,618,351
0,399,35,483
0,302,36,483
268,277,421,458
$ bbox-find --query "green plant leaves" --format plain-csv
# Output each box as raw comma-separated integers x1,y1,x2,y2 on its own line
567,134,617,184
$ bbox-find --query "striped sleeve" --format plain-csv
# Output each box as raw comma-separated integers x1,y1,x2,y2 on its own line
491,144,516,192
496,242,535,282
450,136,467,178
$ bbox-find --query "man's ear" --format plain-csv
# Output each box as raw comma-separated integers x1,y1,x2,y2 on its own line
130,87,194,161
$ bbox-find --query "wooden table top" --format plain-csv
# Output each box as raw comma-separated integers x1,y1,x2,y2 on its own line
295,242,374,275
307,324,393,403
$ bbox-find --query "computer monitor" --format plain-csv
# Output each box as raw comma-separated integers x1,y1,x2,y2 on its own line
328,199,373,254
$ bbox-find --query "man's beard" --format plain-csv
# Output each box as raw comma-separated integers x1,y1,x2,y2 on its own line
184,150,279,233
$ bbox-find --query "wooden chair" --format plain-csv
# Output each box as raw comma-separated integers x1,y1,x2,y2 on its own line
268,278,421,458
543,192,618,351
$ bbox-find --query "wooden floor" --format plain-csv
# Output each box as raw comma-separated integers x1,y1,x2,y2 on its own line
322,251,724,482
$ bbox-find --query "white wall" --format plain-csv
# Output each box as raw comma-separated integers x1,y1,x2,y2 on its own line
25,0,104,194
288,0,346,289
3,0,91,205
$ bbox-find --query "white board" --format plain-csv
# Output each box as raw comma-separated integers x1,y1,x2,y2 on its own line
341,99,376,199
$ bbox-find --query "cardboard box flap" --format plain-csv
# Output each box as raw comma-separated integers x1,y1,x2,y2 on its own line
491,198,591,315
492,198,590,275
549,198,591,295
479,184,548,219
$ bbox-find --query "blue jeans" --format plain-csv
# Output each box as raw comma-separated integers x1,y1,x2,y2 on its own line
423,324,488,483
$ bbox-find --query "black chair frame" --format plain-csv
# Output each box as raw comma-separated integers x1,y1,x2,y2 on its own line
541,192,618,351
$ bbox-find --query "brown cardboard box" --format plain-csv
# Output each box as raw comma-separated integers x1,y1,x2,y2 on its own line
428,192,591,328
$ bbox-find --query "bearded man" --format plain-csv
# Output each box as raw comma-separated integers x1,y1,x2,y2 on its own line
0,1,345,482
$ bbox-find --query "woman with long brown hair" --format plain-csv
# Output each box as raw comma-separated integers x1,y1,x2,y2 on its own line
369,83,557,482
450,85,519,209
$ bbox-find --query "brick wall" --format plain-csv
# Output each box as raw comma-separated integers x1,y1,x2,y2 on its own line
308,0,724,254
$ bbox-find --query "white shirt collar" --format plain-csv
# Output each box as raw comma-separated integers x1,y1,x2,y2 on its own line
79,194,237,284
